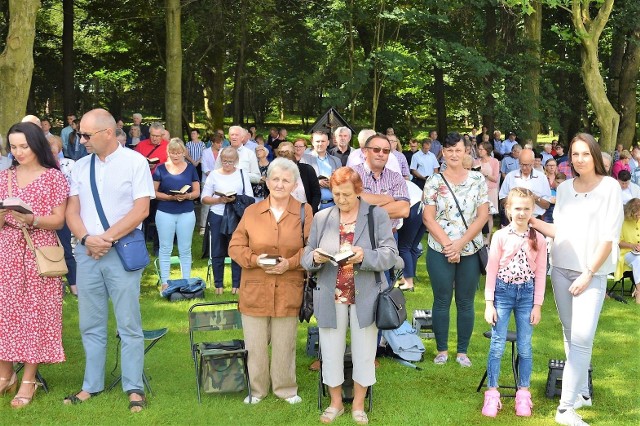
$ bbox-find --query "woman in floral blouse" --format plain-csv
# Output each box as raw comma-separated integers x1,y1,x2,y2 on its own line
423,132,489,368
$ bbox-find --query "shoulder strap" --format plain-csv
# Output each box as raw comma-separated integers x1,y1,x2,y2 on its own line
300,202,306,246
144,143,162,159
439,173,469,230
366,204,383,286
8,168,13,197
90,154,111,230
239,168,246,195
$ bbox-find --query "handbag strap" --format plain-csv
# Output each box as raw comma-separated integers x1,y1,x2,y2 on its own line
144,143,162,160
239,168,246,195
366,204,384,287
439,173,480,250
21,226,63,253
90,154,111,231
299,202,306,247
8,167,13,197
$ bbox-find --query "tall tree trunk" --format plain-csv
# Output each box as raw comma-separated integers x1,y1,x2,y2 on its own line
62,0,74,117
481,2,497,133
232,6,247,125
609,19,640,148
165,0,182,138
433,65,447,139
571,0,619,152
0,0,40,152
521,0,542,144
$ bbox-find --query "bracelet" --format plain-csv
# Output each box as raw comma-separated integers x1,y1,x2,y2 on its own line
81,234,90,245
586,268,595,277
32,215,39,228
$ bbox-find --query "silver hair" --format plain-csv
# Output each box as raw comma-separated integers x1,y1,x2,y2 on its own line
228,125,243,134
602,152,612,163
219,146,239,162
335,126,352,139
115,128,126,138
357,129,376,148
149,122,165,132
132,113,142,119
267,157,300,182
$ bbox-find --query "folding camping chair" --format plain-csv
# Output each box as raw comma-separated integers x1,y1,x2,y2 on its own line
189,301,250,403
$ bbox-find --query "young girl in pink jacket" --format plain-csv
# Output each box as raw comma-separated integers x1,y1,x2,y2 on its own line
482,187,547,418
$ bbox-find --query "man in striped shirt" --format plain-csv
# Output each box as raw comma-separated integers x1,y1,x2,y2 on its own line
351,133,410,231
186,129,206,181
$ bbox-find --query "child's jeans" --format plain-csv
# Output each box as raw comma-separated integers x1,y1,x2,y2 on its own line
487,278,534,389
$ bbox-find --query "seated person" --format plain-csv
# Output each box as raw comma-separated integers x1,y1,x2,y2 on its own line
617,198,640,304
617,170,640,205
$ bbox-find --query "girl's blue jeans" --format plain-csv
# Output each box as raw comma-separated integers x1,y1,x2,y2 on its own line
487,278,534,389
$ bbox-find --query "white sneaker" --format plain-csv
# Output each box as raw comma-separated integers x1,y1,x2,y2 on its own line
243,395,262,404
285,395,302,404
573,395,593,410
555,408,589,425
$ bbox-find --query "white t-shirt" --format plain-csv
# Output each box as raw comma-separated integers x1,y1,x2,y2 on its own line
552,176,623,274
201,169,254,216
70,145,155,234
499,168,551,217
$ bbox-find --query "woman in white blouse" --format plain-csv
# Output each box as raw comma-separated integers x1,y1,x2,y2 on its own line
530,133,623,426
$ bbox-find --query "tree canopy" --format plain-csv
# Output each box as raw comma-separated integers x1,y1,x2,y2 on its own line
0,0,638,150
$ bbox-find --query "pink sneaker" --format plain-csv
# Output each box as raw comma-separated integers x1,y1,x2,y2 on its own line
515,389,533,417
482,390,501,417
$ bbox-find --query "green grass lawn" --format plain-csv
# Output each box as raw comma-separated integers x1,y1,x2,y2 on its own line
1,231,638,425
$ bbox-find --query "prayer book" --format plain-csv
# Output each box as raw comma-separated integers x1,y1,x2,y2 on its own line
258,255,281,266
169,185,191,194
0,197,33,215
214,190,236,197
147,157,160,164
316,248,355,266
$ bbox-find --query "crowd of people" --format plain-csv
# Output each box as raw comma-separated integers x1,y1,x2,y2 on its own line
0,111,630,426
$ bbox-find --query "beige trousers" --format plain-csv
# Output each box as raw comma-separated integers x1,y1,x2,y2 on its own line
241,314,299,399
319,303,378,388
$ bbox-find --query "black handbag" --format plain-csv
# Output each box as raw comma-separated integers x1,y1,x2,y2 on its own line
369,205,407,330
439,173,489,275
298,203,316,323
220,169,255,236
90,154,150,272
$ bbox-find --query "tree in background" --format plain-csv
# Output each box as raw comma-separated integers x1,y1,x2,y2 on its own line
0,0,40,148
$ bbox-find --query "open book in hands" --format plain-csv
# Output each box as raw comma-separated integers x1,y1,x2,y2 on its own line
169,185,191,194
316,248,355,266
0,197,33,215
214,190,236,198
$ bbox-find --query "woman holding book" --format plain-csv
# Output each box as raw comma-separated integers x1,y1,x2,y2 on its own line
202,147,253,295
153,138,200,293
301,167,398,425
0,122,69,408
229,157,312,405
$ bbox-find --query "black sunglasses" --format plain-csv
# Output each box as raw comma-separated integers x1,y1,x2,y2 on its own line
78,128,108,141
367,146,391,154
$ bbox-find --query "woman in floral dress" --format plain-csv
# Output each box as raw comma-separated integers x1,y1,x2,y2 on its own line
423,132,489,368
0,122,69,408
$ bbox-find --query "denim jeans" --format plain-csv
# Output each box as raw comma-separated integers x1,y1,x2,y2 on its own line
155,210,196,284
208,211,241,288
487,278,534,388
397,203,426,278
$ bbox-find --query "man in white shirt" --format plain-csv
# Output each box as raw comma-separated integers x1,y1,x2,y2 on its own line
65,108,154,411
499,148,551,218
410,139,440,189
214,125,261,183
617,170,640,205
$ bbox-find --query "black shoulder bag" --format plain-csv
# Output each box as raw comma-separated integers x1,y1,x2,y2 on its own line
371,205,407,330
298,203,317,323
438,173,488,275
220,169,255,236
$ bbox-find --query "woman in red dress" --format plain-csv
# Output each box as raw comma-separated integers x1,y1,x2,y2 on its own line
0,122,69,408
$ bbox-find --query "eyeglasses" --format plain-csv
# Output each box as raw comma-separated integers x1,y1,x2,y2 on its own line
78,128,108,141
520,163,534,167
367,147,391,154
221,160,236,165
294,145,305,149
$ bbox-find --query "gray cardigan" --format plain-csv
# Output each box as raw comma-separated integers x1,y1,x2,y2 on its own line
301,201,398,329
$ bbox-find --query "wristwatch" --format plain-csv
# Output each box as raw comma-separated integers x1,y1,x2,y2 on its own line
81,234,90,245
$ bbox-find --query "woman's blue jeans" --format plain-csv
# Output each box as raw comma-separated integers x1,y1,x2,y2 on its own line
487,278,534,388
207,211,241,288
155,210,196,284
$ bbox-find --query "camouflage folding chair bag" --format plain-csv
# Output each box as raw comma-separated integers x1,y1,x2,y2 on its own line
188,301,251,403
